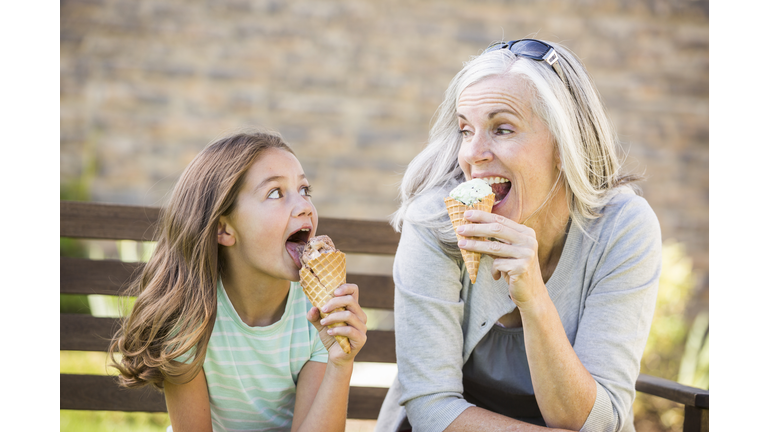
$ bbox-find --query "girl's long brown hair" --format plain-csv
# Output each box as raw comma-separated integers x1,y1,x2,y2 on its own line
108,131,294,390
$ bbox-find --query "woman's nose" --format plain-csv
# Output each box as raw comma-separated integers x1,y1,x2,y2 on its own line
461,132,494,166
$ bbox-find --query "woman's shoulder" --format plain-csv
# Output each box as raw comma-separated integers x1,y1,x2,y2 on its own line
600,186,659,226
584,185,661,246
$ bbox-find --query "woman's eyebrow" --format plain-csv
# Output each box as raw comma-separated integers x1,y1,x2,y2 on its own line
488,108,519,119
456,108,521,120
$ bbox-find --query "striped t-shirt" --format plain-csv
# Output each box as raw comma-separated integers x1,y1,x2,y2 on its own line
203,279,328,431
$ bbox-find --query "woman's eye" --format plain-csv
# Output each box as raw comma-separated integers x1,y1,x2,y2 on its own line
300,186,312,197
497,127,513,135
459,129,472,138
268,189,282,199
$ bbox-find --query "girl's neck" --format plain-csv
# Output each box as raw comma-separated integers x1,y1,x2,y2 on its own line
220,268,292,327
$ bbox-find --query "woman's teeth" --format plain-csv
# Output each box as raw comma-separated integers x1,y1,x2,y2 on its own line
482,177,510,185
481,177,511,205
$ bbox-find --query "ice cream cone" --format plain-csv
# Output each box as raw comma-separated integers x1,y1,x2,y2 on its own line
444,193,495,284
299,250,351,354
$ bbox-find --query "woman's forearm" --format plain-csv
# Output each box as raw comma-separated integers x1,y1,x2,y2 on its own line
519,297,596,430
445,406,574,432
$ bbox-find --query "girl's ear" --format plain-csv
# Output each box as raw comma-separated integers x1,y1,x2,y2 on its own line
217,218,236,247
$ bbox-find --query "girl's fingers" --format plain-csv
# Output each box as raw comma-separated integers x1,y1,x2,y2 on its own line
327,325,367,350
320,308,367,334
333,283,359,303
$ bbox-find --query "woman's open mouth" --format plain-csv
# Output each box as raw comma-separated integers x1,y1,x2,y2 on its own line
483,177,511,208
285,228,311,268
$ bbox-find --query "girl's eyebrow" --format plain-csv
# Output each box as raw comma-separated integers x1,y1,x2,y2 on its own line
256,174,306,190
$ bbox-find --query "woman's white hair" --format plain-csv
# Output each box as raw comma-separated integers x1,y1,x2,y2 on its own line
390,40,639,254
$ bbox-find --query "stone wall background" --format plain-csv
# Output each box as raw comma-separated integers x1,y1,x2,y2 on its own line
60,0,708,301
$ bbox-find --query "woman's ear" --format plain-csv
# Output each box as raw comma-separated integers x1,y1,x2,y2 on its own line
217,218,236,247
554,147,563,171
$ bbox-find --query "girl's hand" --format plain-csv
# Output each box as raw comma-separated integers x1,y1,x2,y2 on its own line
306,283,367,365
455,210,546,307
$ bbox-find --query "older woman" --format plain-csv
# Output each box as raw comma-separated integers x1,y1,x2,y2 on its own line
375,39,662,432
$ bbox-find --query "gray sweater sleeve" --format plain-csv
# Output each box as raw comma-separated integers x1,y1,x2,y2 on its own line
576,193,662,432
393,194,474,432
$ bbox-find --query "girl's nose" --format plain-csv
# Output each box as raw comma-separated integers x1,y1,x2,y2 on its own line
460,132,494,166
291,194,314,218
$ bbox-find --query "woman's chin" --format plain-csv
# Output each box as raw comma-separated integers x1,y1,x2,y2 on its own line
492,193,521,222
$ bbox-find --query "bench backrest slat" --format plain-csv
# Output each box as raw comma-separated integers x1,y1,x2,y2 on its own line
61,201,401,255
61,256,394,309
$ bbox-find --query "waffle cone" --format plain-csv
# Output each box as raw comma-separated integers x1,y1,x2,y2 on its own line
444,193,495,283
299,250,351,353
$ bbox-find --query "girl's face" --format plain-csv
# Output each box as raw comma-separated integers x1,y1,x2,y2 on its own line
219,148,318,282
456,74,562,224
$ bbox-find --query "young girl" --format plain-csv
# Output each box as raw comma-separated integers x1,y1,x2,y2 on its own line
109,131,368,432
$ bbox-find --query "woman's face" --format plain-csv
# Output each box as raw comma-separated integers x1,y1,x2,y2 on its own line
219,148,318,282
457,74,562,224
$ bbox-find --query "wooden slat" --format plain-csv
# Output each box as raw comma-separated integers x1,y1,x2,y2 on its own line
636,373,709,408
61,314,397,363
348,387,390,420
356,330,396,363
61,257,395,309
316,218,400,255
61,201,161,242
61,374,167,412
60,257,141,295
61,314,117,351
349,273,395,310
60,200,400,255
60,373,386,418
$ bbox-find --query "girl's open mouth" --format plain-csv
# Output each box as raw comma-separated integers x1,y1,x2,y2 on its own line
285,228,311,268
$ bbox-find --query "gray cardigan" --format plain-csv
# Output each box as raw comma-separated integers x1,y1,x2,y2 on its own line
375,186,662,432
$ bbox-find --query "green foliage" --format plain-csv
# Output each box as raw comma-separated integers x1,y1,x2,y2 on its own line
60,410,170,432
633,241,708,432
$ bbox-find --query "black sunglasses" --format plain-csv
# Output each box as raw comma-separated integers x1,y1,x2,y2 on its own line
484,39,566,83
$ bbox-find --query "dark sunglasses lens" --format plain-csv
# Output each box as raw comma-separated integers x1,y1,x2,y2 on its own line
511,40,550,58
484,42,508,53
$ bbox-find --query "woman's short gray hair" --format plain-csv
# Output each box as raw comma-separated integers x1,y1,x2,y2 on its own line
390,40,639,250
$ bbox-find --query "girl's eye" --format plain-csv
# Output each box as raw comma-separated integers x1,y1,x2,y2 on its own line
268,189,282,199
300,185,313,197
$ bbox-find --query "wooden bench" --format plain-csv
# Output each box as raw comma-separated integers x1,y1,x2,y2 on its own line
60,200,709,431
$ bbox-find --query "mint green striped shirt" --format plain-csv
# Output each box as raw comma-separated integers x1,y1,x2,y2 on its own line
203,280,328,431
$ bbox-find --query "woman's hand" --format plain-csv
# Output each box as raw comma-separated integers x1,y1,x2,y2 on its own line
306,283,367,365
455,210,546,307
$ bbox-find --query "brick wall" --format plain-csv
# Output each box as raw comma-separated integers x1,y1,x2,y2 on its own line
61,0,708,296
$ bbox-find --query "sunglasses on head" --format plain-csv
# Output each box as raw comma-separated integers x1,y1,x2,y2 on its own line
484,39,566,83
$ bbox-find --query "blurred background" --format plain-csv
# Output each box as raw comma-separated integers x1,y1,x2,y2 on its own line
60,0,708,431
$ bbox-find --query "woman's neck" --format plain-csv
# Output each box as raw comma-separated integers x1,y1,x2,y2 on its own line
220,266,291,327
526,189,570,283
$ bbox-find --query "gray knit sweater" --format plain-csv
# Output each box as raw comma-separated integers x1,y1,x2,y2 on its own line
375,186,662,432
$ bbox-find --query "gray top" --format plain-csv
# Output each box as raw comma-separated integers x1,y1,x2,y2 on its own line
375,186,661,432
